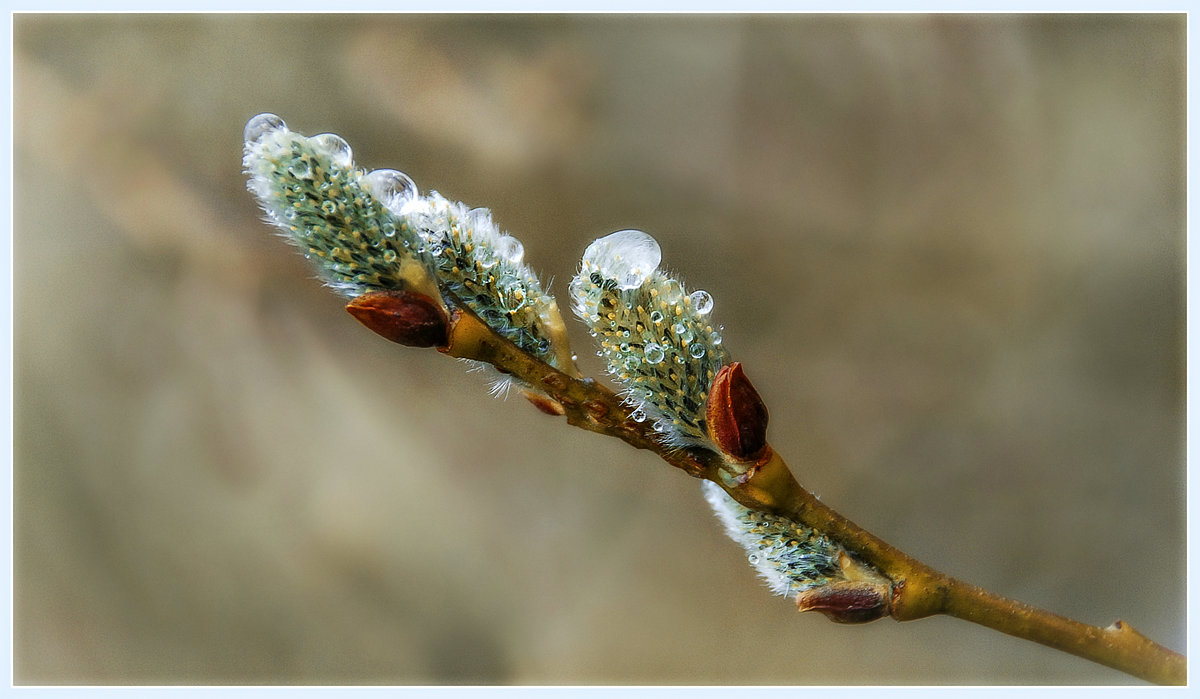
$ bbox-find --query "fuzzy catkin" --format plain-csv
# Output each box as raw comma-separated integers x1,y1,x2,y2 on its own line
243,118,429,297
569,230,729,448
400,193,567,369
702,481,847,595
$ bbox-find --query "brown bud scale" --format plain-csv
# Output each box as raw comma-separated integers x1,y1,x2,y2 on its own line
705,362,769,461
795,581,892,624
346,290,449,348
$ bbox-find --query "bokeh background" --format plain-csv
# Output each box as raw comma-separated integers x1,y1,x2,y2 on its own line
14,13,1184,685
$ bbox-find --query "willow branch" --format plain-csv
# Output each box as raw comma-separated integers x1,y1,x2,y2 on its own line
245,113,1182,685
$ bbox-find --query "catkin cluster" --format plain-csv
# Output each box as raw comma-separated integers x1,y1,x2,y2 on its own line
245,114,875,602
243,113,570,371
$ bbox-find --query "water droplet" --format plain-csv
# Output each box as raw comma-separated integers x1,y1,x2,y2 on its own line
362,169,417,213
619,342,630,352
581,229,662,290
381,221,396,238
689,290,714,315
537,338,551,353
321,200,337,215
382,249,398,263
643,342,665,365
244,113,286,143
649,310,664,324
287,157,313,180
712,332,722,345
310,133,352,168
748,553,760,565
493,236,524,265
689,343,706,359
631,407,647,423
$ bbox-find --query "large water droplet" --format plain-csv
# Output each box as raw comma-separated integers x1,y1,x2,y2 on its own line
493,236,525,265
630,407,647,423
310,133,353,168
643,342,665,365
649,310,664,324
689,343,706,359
287,157,313,180
689,290,714,315
362,169,417,213
244,113,286,143
581,229,661,290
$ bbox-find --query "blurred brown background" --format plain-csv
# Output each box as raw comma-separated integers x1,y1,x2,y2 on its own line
14,14,1184,685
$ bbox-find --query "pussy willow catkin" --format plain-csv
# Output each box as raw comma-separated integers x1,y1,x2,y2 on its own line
568,230,728,449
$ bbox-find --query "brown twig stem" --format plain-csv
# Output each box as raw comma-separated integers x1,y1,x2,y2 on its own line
354,293,1186,685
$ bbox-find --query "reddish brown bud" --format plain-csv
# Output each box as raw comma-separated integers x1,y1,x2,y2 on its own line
346,290,449,348
521,390,566,416
705,362,769,461
795,581,892,624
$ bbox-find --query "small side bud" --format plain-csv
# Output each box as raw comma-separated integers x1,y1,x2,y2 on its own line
346,290,449,348
521,389,566,416
795,581,892,624
705,362,769,461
